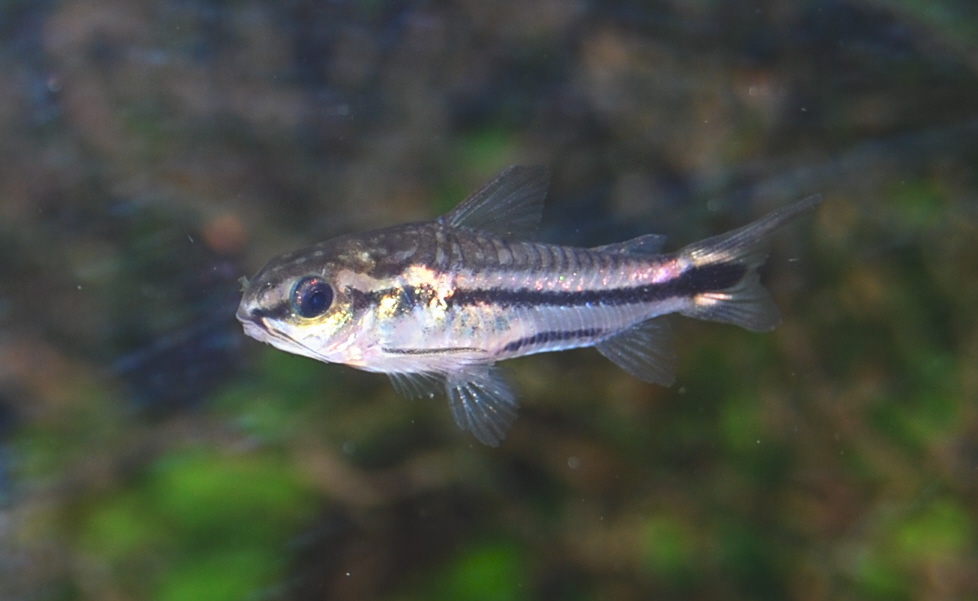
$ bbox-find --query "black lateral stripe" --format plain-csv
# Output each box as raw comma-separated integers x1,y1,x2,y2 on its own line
348,286,411,312
502,328,605,354
348,284,439,313
382,347,480,355
348,287,386,312
253,302,292,320
452,262,747,309
680,262,749,294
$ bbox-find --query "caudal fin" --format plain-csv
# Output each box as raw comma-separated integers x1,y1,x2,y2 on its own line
677,195,822,332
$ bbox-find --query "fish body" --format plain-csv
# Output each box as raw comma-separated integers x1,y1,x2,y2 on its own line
237,166,821,445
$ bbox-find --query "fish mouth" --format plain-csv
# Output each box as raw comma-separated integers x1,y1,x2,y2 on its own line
236,302,279,342
235,302,262,327
236,306,294,348
237,309,293,351
241,319,271,342
235,302,336,364
236,303,266,332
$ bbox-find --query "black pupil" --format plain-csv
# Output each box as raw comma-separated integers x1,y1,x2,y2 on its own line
293,277,333,318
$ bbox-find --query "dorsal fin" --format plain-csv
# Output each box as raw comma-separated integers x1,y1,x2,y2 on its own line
441,165,550,239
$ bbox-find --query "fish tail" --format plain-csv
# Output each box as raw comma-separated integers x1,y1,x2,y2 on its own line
677,195,822,332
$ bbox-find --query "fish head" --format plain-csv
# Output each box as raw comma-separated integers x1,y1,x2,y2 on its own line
236,234,379,365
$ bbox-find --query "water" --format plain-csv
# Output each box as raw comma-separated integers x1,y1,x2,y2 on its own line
2,1,977,599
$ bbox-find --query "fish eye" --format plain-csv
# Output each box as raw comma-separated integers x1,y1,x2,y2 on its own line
291,276,333,318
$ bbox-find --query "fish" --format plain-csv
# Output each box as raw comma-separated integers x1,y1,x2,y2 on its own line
237,165,821,446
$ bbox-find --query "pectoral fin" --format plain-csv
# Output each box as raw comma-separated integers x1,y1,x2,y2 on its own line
445,365,519,446
388,371,444,399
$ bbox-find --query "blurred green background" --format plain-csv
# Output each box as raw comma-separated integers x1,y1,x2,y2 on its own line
1,0,977,599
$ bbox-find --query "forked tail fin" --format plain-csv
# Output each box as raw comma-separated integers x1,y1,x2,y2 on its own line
677,195,822,332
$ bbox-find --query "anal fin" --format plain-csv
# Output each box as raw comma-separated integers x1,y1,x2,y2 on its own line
445,365,519,446
596,318,676,386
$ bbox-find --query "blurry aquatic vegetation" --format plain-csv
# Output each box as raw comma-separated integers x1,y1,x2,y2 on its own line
106,205,244,414
0,0,976,599
0,395,15,505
